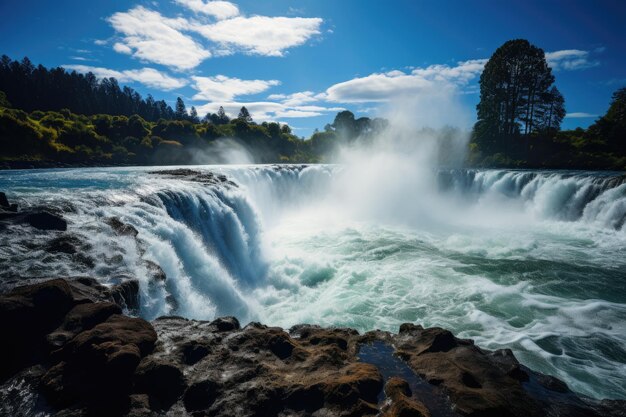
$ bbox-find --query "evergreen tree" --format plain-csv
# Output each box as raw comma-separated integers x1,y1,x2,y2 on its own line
189,106,199,123
216,106,230,124
238,106,253,123
588,87,626,153
175,97,187,120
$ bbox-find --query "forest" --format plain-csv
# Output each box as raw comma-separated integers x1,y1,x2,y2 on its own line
0,47,625,169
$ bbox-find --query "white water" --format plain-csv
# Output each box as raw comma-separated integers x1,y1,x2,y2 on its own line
0,165,625,400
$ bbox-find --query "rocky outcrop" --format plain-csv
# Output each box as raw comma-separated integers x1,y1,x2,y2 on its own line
149,168,238,186
0,278,624,417
0,192,67,231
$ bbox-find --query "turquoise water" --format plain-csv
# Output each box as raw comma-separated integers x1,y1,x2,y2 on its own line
0,165,625,400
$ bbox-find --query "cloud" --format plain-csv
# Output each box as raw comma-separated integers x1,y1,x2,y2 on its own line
565,112,598,118
546,49,599,71
324,59,487,103
191,75,280,101
267,91,323,106
192,16,323,56
194,101,342,121
63,65,188,90
108,6,211,71
106,4,323,68
174,0,239,20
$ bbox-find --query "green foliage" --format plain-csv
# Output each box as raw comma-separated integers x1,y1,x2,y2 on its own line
0,91,10,108
474,39,561,146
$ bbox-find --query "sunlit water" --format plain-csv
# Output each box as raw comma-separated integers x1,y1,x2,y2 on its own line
0,165,624,400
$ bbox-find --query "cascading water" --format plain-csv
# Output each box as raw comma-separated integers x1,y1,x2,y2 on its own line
0,164,625,401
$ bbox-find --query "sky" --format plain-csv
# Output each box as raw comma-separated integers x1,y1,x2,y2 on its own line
1,0,625,137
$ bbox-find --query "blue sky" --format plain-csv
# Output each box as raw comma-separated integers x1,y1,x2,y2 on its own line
1,0,625,137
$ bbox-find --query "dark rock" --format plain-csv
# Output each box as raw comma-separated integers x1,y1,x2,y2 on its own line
536,373,570,393
134,357,186,409
144,260,166,282
0,279,75,380
45,235,81,254
41,314,157,412
181,341,211,365
25,211,67,231
382,377,430,417
210,316,240,332
105,217,138,237
47,302,122,350
183,380,220,412
0,192,9,208
111,279,140,312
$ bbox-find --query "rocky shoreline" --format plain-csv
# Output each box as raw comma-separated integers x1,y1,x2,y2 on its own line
1,277,624,417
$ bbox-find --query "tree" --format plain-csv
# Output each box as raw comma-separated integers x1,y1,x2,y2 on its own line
474,39,559,147
537,86,565,133
238,106,253,123
189,106,199,123
588,87,626,153
0,91,10,108
175,97,187,120
216,106,230,124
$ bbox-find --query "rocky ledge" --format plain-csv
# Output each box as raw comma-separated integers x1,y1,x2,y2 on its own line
1,279,624,417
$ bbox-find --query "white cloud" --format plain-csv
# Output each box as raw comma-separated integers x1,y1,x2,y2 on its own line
565,112,598,118
546,49,599,71
63,65,188,91
192,16,323,56
194,101,342,122
113,42,132,54
191,75,280,101
174,0,239,20
268,91,323,106
108,6,211,71
324,59,487,103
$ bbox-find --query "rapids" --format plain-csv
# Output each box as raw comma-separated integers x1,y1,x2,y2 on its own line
0,165,624,400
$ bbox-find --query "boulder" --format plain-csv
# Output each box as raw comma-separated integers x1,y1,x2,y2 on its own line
0,279,75,380
25,211,67,231
42,314,157,413
105,217,138,237
0,192,9,208
110,279,140,312
134,357,186,409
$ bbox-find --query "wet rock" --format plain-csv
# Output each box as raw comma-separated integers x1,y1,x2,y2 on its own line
134,357,186,409
25,211,67,231
46,302,122,350
41,314,157,412
111,279,140,312
183,379,220,412
395,324,545,417
0,192,9,208
210,316,240,332
105,217,138,237
45,235,81,254
144,260,166,282
0,279,75,380
382,377,430,417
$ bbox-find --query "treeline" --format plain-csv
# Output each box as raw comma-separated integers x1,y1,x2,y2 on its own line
470,39,626,170
0,56,176,121
0,100,395,167
0,106,313,166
